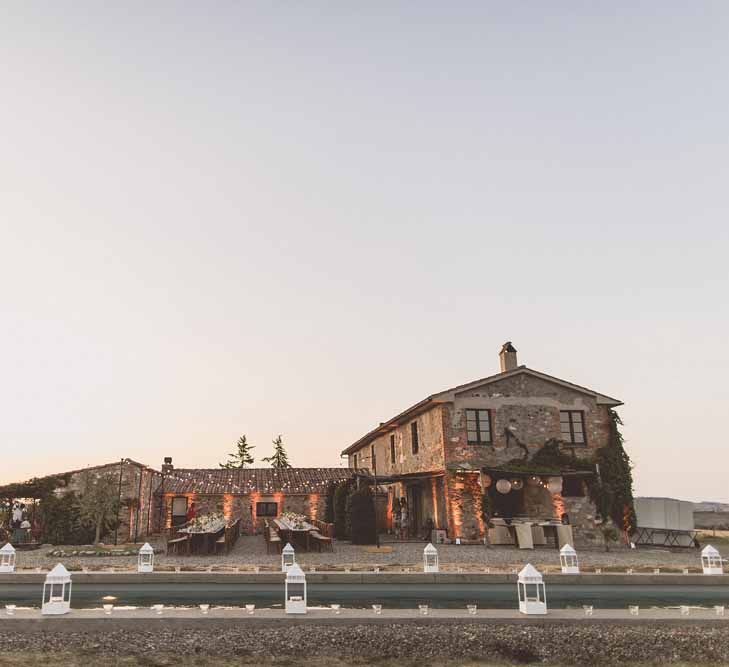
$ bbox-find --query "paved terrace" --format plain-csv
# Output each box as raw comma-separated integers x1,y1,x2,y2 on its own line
9,535,727,572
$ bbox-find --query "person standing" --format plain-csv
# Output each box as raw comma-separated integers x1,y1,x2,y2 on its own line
399,498,409,540
392,498,401,537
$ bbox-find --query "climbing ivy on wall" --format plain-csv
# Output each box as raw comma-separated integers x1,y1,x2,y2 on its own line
589,410,637,534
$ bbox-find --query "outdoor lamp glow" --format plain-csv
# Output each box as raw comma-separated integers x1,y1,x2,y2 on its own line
42,563,72,615
282,543,296,572
559,544,579,574
423,543,439,573
138,542,154,573
517,563,547,615
0,543,16,573
285,563,307,614
701,545,723,575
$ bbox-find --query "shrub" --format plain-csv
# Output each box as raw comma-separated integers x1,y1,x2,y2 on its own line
323,482,336,524
40,492,95,545
333,480,352,539
348,486,376,545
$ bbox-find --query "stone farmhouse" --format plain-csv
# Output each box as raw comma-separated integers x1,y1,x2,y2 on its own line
341,342,623,543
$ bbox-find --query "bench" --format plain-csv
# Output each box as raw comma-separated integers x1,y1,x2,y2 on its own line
310,519,335,539
310,530,333,552
167,532,191,556
264,522,282,554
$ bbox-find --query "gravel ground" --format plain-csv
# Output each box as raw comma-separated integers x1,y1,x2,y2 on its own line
2,623,729,665
12,535,728,572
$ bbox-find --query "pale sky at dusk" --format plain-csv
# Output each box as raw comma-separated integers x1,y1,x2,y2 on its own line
2,2,728,502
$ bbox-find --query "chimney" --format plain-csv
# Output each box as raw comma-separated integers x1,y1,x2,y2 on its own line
161,457,173,474
499,341,518,372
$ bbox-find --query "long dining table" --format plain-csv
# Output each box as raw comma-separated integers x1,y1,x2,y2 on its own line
273,517,317,551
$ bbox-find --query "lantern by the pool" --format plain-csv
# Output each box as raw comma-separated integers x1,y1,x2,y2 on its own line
517,563,547,615
282,543,296,572
42,564,72,615
138,542,154,573
285,563,307,614
423,543,439,573
702,545,723,575
0,543,16,573
559,544,579,574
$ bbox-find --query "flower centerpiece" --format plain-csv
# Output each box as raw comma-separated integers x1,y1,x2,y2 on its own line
184,512,227,533
280,511,308,529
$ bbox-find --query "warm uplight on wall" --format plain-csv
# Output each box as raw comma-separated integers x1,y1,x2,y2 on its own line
430,477,440,528
223,494,234,521
308,493,319,521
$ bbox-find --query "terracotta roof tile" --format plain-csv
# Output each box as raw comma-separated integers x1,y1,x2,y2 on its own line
158,468,355,495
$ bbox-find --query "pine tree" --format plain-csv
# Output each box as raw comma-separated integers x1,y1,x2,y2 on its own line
262,435,292,469
220,435,255,469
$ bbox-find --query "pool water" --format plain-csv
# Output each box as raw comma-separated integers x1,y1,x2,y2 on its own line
3,582,729,609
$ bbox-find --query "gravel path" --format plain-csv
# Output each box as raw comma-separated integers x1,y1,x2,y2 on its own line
2,622,729,664
11,535,728,572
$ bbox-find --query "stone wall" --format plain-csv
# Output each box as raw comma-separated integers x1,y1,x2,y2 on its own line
160,492,327,536
63,461,162,544
445,373,612,469
347,405,447,476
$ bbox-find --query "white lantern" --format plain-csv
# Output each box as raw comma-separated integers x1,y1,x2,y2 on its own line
138,543,154,573
701,545,723,575
547,477,563,495
282,543,296,572
0,543,16,573
480,473,492,489
559,544,579,574
423,543,439,573
517,563,547,615
285,563,307,614
42,563,72,615
496,479,512,494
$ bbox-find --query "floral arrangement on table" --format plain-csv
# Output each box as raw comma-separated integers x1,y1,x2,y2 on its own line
279,511,309,530
183,512,227,533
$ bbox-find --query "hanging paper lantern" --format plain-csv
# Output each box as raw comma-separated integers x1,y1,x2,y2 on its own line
480,473,492,489
547,477,563,495
526,476,541,487
496,479,512,494
511,478,524,491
